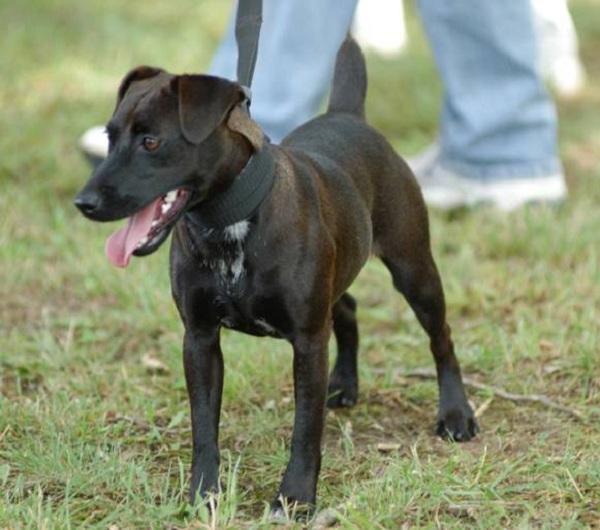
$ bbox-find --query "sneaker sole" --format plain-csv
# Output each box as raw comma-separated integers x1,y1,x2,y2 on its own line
421,172,567,212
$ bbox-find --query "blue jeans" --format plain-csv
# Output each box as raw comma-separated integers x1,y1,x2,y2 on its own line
210,0,561,180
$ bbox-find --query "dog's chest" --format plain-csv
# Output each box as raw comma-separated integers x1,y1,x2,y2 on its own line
194,221,288,338
199,221,249,292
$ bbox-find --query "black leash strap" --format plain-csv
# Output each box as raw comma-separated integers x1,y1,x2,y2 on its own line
234,0,263,111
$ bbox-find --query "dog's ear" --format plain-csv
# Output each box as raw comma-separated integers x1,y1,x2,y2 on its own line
173,75,244,144
116,66,165,108
227,105,264,150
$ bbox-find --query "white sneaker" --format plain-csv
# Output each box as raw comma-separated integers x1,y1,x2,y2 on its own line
421,164,567,211
532,0,587,98
353,0,407,58
79,125,109,167
407,144,568,211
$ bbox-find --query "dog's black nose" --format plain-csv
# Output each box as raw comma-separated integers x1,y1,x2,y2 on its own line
74,192,100,215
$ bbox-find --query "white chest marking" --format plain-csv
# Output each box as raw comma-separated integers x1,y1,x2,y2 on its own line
223,220,249,241
218,250,245,284
216,221,249,286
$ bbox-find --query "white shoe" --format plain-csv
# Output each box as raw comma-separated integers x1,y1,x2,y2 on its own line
353,0,406,58
79,125,108,167
407,144,568,211
532,0,587,98
422,165,567,211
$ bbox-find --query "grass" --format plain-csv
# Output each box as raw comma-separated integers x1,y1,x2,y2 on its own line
1,0,599,528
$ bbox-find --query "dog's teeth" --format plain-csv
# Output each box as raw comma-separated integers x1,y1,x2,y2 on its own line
137,236,148,248
165,190,178,203
151,220,159,228
161,202,172,215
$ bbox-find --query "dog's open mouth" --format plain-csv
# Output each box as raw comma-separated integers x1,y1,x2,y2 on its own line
105,188,191,268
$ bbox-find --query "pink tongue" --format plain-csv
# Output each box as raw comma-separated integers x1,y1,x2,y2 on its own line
105,198,161,268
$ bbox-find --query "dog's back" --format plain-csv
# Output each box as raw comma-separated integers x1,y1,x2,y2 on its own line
280,35,426,241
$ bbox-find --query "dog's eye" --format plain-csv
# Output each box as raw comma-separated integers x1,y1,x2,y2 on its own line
142,136,161,151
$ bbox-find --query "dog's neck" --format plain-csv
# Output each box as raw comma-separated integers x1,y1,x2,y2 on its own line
185,142,275,231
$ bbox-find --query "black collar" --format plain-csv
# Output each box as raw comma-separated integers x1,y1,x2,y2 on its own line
185,145,275,230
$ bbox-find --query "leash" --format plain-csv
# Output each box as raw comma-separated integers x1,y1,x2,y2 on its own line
234,0,263,113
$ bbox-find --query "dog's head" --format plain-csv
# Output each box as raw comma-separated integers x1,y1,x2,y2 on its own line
74,66,263,267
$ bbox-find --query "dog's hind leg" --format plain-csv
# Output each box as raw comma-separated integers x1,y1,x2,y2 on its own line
378,242,478,441
327,292,359,408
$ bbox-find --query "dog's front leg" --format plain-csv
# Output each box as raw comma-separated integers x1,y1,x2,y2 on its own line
183,326,224,505
272,329,330,518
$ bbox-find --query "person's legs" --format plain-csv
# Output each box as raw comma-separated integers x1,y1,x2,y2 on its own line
211,0,358,142
413,0,566,210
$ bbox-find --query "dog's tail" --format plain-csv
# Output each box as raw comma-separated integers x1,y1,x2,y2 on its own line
327,35,367,119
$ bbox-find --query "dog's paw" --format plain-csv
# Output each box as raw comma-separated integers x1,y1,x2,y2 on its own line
326,371,358,408
436,407,479,442
326,381,358,408
269,496,315,522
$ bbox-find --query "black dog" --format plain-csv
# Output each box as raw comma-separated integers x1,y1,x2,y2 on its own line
75,37,477,515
